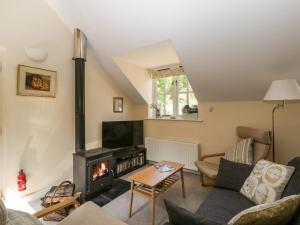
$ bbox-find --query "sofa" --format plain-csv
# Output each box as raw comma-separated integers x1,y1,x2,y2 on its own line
164,157,300,225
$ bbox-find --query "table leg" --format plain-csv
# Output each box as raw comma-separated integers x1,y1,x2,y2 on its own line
151,187,156,225
180,168,186,198
129,181,134,218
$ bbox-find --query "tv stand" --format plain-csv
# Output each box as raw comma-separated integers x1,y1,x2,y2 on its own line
112,146,146,177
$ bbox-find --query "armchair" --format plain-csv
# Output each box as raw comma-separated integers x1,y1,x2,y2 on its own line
195,126,271,186
1,197,127,225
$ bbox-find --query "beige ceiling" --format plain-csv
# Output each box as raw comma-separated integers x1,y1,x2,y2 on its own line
46,0,300,103
116,40,180,69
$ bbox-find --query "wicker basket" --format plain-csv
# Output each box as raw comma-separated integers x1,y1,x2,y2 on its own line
41,181,75,222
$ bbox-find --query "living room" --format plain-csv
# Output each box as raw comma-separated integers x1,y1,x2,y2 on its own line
1,0,300,225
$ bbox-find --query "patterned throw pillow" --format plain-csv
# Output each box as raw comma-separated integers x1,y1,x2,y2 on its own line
0,199,7,225
224,138,254,165
228,195,300,225
240,160,295,205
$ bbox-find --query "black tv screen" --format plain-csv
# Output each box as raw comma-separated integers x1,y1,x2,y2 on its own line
102,120,144,149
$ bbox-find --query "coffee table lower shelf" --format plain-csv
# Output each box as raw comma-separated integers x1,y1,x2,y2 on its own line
133,174,181,198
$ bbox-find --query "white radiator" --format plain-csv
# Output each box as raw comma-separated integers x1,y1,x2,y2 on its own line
145,137,199,171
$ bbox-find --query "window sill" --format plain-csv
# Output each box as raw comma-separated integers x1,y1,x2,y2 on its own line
145,118,204,123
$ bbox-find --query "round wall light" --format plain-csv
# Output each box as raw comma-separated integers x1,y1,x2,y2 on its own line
25,48,48,62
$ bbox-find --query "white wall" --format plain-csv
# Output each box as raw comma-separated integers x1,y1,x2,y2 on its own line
0,0,133,197
135,101,300,165
0,47,6,197
114,57,152,104
85,52,134,149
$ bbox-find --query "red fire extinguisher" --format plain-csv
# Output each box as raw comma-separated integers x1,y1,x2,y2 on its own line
17,169,26,191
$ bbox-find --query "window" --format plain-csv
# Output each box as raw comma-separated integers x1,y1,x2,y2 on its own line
153,74,198,119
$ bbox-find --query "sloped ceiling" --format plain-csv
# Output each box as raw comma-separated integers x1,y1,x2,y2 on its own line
116,40,180,68
46,0,300,102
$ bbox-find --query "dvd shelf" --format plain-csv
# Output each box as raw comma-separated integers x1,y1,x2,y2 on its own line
115,149,146,177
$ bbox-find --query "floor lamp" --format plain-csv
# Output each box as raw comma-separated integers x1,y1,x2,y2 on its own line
263,79,300,162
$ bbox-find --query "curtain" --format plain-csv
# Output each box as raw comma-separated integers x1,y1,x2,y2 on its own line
149,65,185,79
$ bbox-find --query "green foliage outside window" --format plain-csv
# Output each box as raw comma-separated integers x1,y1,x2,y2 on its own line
154,75,197,117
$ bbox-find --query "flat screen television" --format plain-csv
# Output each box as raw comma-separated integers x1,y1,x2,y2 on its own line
102,120,144,149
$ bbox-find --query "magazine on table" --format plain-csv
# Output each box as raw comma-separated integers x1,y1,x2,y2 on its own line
154,163,175,172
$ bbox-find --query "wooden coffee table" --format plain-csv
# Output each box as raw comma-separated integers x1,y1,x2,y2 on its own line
128,161,185,225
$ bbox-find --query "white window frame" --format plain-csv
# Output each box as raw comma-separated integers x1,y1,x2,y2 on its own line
175,76,195,116
153,75,197,117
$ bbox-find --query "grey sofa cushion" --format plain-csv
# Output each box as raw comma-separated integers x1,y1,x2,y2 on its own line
164,199,220,225
285,157,300,225
0,199,7,225
283,157,300,197
196,188,254,224
215,158,253,192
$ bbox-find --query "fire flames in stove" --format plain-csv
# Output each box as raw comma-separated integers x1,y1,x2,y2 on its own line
92,161,109,181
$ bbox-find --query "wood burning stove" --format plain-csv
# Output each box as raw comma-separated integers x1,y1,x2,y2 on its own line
73,149,114,202
71,29,147,202
72,29,114,201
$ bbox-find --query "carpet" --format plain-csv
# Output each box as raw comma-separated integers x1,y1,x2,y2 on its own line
103,171,211,225
91,179,131,207
29,167,211,225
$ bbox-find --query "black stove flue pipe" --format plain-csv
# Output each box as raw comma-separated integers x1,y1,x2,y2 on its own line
73,28,87,154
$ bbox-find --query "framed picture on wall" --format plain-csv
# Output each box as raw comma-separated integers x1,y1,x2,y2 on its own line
113,97,123,113
17,65,57,97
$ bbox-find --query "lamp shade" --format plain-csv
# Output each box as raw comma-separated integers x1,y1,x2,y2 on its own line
264,79,300,101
